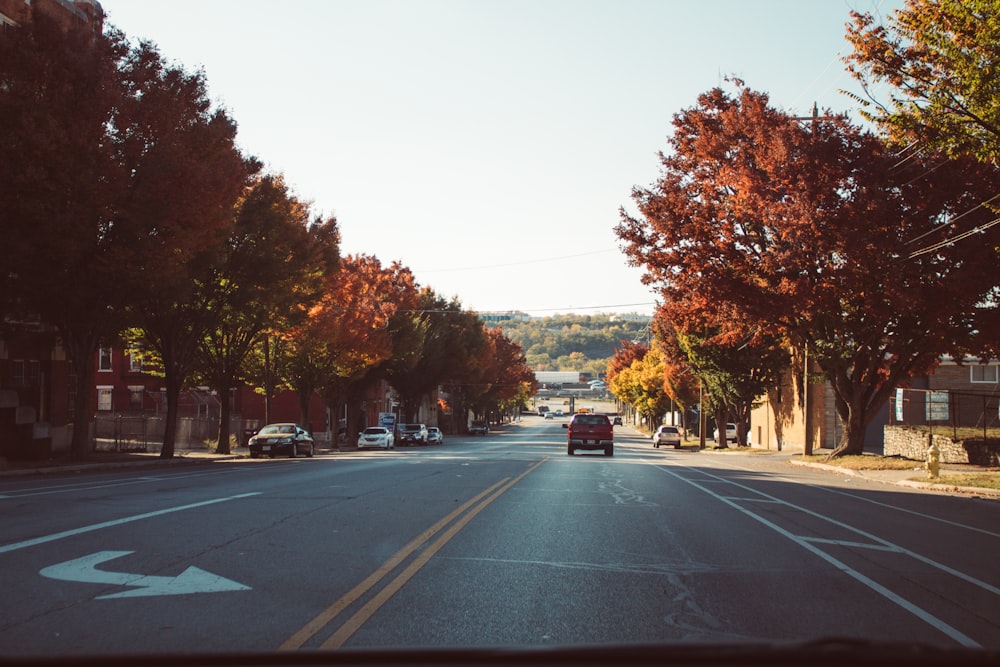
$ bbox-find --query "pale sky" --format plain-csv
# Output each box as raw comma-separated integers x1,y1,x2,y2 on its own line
97,0,899,316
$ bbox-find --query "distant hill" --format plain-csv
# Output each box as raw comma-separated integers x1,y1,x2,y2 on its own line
486,312,651,377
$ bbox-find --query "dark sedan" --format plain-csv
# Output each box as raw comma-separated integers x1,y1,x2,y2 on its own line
248,423,314,458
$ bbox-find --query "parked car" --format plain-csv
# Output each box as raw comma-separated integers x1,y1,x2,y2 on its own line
427,427,443,445
248,423,314,458
398,423,429,446
653,425,682,448
612,416,623,426
358,426,394,450
469,420,488,435
713,422,738,444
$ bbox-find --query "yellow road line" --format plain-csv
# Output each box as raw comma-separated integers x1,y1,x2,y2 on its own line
279,458,546,650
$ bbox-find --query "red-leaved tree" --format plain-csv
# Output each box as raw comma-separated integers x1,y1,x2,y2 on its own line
617,85,1000,456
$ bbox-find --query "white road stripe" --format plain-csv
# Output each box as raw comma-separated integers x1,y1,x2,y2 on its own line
0,492,260,554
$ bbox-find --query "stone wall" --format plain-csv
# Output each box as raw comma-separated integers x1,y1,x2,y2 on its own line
884,426,1000,466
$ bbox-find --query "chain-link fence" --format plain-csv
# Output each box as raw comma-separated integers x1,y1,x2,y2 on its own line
93,415,242,452
889,387,1000,441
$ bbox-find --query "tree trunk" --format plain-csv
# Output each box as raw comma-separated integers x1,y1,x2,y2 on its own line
827,396,867,458
297,383,312,428
714,407,729,448
160,373,180,458
216,376,232,454
62,332,99,460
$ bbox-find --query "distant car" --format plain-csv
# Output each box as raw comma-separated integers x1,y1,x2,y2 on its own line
714,422,738,444
612,416,622,426
469,420,488,435
248,423,314,458
358,426,394,450
427,427,443,445
653,425,682,449
555,409,563,416
398,423,429,446
544,412,554,420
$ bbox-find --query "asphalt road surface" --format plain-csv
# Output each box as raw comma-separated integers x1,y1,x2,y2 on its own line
1,416,998,658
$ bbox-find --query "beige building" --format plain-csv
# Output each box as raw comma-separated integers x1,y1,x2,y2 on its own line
750,354,1000,454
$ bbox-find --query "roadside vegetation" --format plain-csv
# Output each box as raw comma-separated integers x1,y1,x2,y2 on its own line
608,1,1000,458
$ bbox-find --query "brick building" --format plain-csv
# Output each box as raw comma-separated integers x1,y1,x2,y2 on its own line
0,0,104,459
0,0,103,29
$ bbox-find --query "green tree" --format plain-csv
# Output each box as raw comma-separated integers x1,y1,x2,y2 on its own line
189,174,339,453
117,42,248,458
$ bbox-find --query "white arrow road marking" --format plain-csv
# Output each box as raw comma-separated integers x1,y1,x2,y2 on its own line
40,551,251,599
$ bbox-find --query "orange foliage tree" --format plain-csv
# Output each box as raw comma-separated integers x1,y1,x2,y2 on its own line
617,85,1000,456
278,255,418,435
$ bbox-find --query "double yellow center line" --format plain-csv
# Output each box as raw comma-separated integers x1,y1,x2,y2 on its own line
279,458,547,651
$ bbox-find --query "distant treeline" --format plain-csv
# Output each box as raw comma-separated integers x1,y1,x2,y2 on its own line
492,313,650,376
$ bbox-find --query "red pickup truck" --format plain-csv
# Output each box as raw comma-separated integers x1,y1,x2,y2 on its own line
563,413,614,457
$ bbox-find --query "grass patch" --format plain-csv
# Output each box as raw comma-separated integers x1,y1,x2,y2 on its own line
798,454,918,471
920,474,1000,491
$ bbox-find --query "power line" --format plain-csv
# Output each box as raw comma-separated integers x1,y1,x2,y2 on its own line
907,216,1000,259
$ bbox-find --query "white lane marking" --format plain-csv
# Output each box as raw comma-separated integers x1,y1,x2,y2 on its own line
40,550,250,598
657,464,982,648
0,492,260,554
0,469,252,499
700,457,1000,540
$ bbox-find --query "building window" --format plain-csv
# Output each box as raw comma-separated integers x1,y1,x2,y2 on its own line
11,360,24,387
97,386,113,411
99,347,112,372
129,353,142,373
970,365,998,384
26,361,40,387
128,386,144,410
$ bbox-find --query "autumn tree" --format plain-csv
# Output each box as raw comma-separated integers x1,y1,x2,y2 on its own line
278,255,417,437
607,345,674,429
0,16,130,458
116,42,248,458
475,327,536,421
617,85,1000,457
190,174,339,453
846,0,1000,164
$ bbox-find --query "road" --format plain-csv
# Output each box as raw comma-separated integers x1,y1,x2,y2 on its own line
1,416,998,658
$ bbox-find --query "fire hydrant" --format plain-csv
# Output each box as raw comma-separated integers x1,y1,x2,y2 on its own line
926,441,941,479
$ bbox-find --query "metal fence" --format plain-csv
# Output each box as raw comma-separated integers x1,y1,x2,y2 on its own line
889,387,1000,440
93,414,243,452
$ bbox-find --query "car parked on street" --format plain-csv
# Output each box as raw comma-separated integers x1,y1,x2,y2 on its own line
469,420,488,435
358,426,394,450
714,422,738,444
427,427,443,445
398,423,429,446
653,425,683,448
248,423,314,458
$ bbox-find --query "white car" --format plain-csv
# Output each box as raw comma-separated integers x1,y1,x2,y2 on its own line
358,426,394,449
427,427,444,445
713,422,738,444
653,425,682,449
